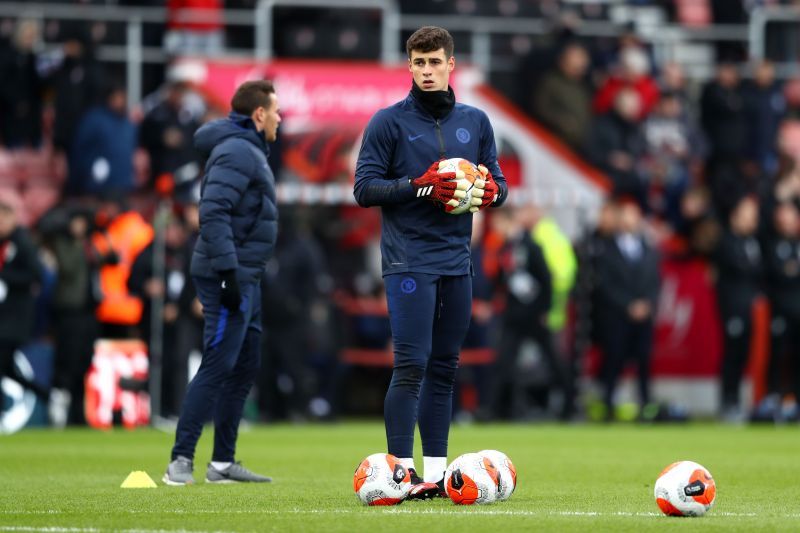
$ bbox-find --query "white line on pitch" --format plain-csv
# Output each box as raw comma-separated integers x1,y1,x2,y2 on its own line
3,509,797,518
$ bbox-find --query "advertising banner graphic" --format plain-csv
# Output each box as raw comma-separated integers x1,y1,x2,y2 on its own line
85,339,150,429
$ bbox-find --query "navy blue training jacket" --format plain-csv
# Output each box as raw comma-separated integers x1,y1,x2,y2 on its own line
190,112,278,283
354,91,507,276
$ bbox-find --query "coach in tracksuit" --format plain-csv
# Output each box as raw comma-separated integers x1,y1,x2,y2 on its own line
354,26,508,498
164,80,280,485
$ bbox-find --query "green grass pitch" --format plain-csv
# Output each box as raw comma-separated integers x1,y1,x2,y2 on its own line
1,422,799,532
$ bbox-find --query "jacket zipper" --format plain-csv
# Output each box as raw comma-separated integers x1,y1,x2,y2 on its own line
435,119,446,159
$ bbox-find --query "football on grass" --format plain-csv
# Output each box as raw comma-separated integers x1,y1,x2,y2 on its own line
478,449,516,501
444,452,500,505
353,453,411,505
654,460,716,517
437,158,481,215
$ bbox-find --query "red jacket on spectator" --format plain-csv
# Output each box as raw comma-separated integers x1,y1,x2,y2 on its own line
594,75,660,120
167,0,223,32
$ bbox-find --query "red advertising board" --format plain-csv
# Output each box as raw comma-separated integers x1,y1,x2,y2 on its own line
651,259,723,377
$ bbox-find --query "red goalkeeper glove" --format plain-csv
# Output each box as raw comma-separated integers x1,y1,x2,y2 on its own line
411,161,468,208
470,164,499,212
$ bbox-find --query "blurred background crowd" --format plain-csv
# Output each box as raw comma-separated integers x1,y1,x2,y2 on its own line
2,0,800,430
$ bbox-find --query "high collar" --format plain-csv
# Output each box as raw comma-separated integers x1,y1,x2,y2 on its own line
228,111,269,154
410,81,455,120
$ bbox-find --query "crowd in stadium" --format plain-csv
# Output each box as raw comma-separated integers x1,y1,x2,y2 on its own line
1,0,800,428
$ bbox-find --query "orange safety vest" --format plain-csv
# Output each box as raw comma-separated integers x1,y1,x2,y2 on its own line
92,211,154,326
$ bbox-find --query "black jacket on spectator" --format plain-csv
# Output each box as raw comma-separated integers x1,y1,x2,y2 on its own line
700,81,747,161
595,235,660,318
764,236,800,321
0,227,42,344
499,231,553,327
589,112,646,198
714,230,762,318
0,43,43,147
743,79,786,173
139,99,202,183
49,49,105,152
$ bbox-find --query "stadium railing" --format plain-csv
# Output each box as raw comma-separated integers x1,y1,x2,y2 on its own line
5,1,798,112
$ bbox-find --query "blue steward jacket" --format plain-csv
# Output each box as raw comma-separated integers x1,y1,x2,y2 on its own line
354,91,507,276
190,112,278,283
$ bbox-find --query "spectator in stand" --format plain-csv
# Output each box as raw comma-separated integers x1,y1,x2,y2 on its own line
714,194,762,423
531,42,592,152
46,25,105,155
0,19,44,148
67,85,138,196
139,73,204,189
643,91,703,227
760,201,800,422
90,195,154,339
486,206,567,420
659,62,690,108
574,199,618,357
675,186,721,258
259,207,331,421
595,198,660,421
589,88,648,204
164,0,224,57
701,62,747,169
38,205,100,427
743,60,786,177
593,46,660,120
513,12,580,114
0,190,46,416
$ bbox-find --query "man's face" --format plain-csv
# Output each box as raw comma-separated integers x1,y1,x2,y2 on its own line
409,48,454,92
253,93,281,143
619,203,642,233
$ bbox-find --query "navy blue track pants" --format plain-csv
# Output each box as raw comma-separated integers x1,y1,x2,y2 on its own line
383,273,472,458
171,275,262,462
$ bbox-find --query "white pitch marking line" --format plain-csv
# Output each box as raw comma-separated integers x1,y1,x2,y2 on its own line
3,510,797,518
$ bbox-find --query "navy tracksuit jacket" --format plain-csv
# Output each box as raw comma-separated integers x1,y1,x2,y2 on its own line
172,112,277,462
354,89,508,458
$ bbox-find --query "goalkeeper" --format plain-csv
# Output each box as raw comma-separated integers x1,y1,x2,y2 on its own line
353,25,508,499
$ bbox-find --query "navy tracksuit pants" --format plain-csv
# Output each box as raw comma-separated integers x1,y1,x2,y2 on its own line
383,273,472,458
171,275,262,462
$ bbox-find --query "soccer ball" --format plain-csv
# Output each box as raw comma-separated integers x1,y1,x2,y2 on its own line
654,461,716,517
437,158,482,215
353,453,411,506
444,452,500,505
479,450,516,501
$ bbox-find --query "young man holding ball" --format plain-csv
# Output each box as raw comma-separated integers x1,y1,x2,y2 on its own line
354,26,508,498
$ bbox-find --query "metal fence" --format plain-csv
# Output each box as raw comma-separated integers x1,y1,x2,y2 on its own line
3,1,798,108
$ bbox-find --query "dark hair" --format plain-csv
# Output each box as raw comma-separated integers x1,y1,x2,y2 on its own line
406,26,454,59
231,80,275,116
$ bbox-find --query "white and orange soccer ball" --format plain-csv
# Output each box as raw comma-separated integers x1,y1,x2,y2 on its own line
353,453,411,506
444,452,500,505
436,158,485,215
478,449,516,501
654,460,716,517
